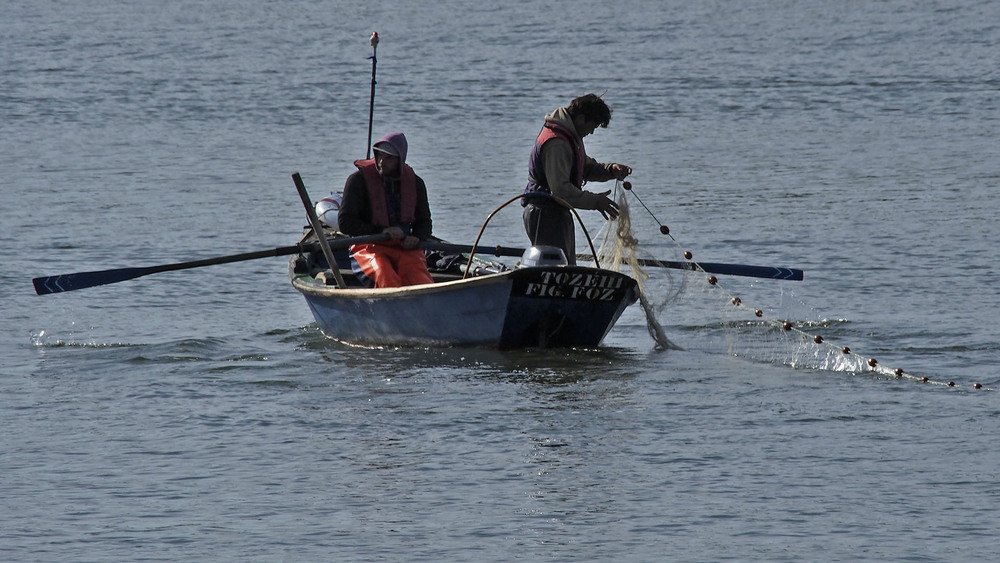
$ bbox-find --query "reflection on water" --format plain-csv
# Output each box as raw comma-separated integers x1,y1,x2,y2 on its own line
303,325,644,383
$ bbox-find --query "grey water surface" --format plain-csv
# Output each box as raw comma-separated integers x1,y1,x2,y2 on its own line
3,1,998,561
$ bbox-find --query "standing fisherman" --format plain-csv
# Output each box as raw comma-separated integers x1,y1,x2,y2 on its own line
521,93,632,264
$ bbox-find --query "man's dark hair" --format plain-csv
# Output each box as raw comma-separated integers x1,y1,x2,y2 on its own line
567,93,612,128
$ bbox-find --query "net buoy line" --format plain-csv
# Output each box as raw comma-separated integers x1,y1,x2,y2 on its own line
593,180,990,392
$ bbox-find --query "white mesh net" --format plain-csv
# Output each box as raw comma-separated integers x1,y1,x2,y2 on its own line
593,188,682,351
584,182,983,390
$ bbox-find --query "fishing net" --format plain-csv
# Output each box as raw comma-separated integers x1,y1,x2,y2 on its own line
593,187,682,351
589,181,985,390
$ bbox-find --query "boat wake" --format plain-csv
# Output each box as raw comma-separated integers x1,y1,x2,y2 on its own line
30,329,140,349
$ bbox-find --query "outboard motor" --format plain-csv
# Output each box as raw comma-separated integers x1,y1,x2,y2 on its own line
519,245,568,268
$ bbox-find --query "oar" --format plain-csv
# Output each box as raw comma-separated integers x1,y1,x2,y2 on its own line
32,234,389,295
419,241,803,281
625,257,803,281
420,241,526,259
293,172,346,288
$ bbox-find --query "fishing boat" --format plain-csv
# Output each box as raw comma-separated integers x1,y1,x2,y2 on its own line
288,224,639,349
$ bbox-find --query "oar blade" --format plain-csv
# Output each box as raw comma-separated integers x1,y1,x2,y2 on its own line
636,258,803,281
33,266,154,295
695,262,804,281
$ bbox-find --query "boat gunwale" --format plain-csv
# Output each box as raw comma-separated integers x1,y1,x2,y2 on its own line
289,260,639,301
289,263,512,299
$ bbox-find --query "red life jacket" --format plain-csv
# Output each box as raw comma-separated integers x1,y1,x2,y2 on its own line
535,122,586,187
353,159,417,227
522,121,587,205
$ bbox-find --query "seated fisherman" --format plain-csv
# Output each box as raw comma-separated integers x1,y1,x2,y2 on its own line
337,132,434,288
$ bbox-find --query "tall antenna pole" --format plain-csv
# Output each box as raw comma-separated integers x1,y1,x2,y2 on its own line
366,31,379,159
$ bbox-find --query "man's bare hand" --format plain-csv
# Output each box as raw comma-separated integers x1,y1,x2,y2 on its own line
610,163,632,180
596,190,620,221
401,235,420,249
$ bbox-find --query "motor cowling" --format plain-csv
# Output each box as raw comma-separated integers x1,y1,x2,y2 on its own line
519,245,568,268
